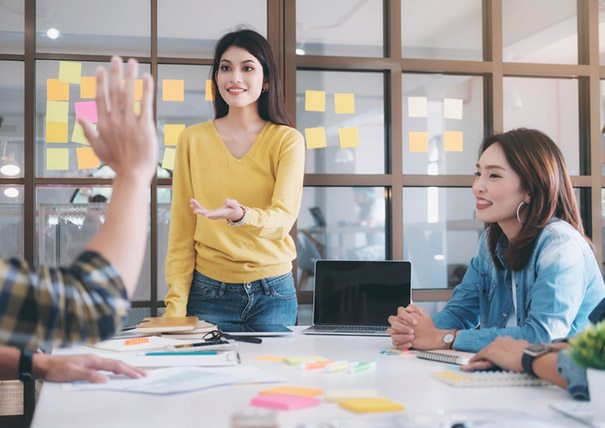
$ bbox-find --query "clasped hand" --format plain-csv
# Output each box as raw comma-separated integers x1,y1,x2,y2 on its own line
387,304,448,350
190,198,245,223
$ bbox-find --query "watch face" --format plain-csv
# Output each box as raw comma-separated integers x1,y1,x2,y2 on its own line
525,344,550,356
443,332,455,344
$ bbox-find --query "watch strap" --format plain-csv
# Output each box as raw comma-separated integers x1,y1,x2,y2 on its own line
521,351,537,377
18,349,34,381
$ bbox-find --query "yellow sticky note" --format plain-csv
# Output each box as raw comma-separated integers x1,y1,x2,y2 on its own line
133,101,141,115
408,131,429,153
407,96,427,118
46,148,69,170
164,124,185,146
162,147,176,170
47,79,69,101
305,90,326,112
304,127,327,150
46,101,69,123
337,127,359,148
283,355,328,365
134,79,143,101
254,355,285,362
205,79,214,102
259,386,323,397
444,131,463,152
80,77,96,99
334,93,355,114
76,147,100,169
59,61,82,84
72,122,96,144
46,122,68,143
162,79,184,102
338,397,405,414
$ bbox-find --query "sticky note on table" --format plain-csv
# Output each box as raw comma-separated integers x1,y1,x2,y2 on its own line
59,61,82,84
407,96,427,118
47,79,69,101
259,385,323,397
444,98,463,120
80,76,96,99
255,355,284,362
46,101,69,123
338,127,359,148
283,355,328,366
76,147,100,170
338,397,405,414
334,93,355,114
305,90,325,112
251,394,320,410
72,122,96,144
162,79,184,101
45,122,68,143
134,79,143,101
205,79,214,102
444,130,463,152
304,127,327,150
408,131,428,153
46,148,69,170
324,389,378,403
75,101,98,123
164,124,185,146
162,147,176,170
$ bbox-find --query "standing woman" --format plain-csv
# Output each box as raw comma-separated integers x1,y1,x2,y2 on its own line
164,29,305,325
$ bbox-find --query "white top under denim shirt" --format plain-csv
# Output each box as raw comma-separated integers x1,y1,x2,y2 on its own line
433,218,605,353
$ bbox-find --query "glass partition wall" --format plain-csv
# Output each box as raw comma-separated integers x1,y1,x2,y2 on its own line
1,0,604,323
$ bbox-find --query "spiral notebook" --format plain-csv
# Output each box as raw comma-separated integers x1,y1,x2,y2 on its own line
432,369,548,388
416,349,475,365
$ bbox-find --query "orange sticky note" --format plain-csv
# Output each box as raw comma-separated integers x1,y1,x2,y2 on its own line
338,127,359,148
255,355,285,362
408,131,429,153
304,127,327,150
305,90,325,112
80,76,96,99
205,79,214,102
164,124,185,146
59,61,82,84
124,337,150,346
46,122,68,143
76,147,100,169
46,148,69,170
444,131,463,152
134,79,143,101
334,93,355,114
47,79,69,101
162,147,176,170
162,79,184,101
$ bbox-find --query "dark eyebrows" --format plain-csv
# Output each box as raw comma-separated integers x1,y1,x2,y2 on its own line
476,163,507,171
219,59,257,65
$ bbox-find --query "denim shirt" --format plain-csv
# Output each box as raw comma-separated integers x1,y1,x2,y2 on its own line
433,218,605,352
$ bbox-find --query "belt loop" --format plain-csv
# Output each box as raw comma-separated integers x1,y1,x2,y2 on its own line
219,282,226,297
260,278,270,296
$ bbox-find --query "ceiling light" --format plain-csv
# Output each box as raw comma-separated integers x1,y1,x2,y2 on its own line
0,163,20,176
47,28,60,39
295,48,306,55
3,187,19,198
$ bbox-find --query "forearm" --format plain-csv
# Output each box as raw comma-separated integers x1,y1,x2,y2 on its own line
533,353,567,388
0,347,19,380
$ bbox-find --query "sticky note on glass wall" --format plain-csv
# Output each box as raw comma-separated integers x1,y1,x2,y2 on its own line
59,61,82,84
334,93,355,114
46,101,69,123
46,122,68,143
408,132,428,153
304,127,327,150
47,79,69,101
162,79,184,101
80,77,96,99
162,147,176,170
338,127,359,148
164,124,185,146
75,101,98,123
205,79,214,102
305,90,326,112
443,98,463,120
76,147,100,169
407,96,427,118
134,79,143,101
46,148,69,170
444,131,463,152
72,122,96,144
133,101,141,115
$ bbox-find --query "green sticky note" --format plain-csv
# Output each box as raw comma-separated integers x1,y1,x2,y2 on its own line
72,122,96,144
46,101,69,123
162,147,176,170
46,148,69,171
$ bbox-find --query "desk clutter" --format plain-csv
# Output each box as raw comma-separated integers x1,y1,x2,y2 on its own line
432,369,549,388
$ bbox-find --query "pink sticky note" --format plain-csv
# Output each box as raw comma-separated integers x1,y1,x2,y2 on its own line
250,394,320,410
75,101,98,123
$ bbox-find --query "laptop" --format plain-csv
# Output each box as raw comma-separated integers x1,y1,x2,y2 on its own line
303,260,412,336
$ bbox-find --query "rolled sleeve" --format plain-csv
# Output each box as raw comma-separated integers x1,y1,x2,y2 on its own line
557,351,589,400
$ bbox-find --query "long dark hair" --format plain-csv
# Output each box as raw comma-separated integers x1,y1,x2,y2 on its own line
211,29,291,127
479,128,587,270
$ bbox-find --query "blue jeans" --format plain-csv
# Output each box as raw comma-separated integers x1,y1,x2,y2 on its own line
186,271,298,325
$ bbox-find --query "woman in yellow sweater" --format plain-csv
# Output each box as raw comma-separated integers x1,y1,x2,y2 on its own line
164,29,305,326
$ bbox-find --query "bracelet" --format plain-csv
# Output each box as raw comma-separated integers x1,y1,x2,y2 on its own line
18,349,34,381
227,206,248,227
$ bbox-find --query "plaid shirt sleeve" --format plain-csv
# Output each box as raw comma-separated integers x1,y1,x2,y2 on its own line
0,251,129,350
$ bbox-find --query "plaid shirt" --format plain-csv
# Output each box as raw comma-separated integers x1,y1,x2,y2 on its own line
0,251,129,350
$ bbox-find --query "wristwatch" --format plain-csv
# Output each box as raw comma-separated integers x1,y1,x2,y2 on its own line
18,349,34,382
442,330,457,349
521,344,552,377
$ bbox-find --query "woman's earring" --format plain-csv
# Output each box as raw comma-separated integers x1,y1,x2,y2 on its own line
262,87,268,93
516,201,526,223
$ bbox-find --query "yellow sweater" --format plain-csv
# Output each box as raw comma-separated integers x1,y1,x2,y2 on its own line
164,121,305,317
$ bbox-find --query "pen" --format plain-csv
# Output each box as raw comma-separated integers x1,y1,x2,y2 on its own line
144,351,219,356
173,342,213,349
348,361,376,374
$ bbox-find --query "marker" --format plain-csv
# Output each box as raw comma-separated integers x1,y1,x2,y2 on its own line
325,361,350,373
143,351,219,356
173,342,214,349
348,361,376,374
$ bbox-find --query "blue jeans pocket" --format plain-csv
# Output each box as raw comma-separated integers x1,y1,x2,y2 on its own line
190,271,222,299
264,273,296,300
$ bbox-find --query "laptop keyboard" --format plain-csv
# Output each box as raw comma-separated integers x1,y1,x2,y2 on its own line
312,325,386,332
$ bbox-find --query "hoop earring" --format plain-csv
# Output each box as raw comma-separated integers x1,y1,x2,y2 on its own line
516,201,526,223
262,87,268,93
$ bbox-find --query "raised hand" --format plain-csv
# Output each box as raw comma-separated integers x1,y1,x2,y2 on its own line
190,198,245,223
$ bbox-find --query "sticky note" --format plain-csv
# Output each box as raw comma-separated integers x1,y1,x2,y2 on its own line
46,148,69,170
134,79,143,101
251,394,320,410
338,127,359,148
259,386,323,397
334,93,355,114
408,131,429,153
324,389,378,403
338,397,405,414
72,122,96,144
444,98,463,120
162,147,176,170
46,101,69,123
47,79,69,101
125,337,150,346
255,355,285,362
75,101,98,123
45,122,68,143
444,130,463,152
283,356,328,366
205,79,214,102
80,76,96,99
305,90,325,112
133,101,141,115
162,79,184,101
59,61,82,84
407,96,427,118
76,147,100,170
164,124,185,146
304,127,327,150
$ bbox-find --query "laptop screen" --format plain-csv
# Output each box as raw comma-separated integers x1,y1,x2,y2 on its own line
313,260,412,326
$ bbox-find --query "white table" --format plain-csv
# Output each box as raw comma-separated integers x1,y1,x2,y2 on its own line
31,328,585,428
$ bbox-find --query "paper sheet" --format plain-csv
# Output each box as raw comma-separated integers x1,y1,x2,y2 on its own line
444,98,463,120
407,96,427,118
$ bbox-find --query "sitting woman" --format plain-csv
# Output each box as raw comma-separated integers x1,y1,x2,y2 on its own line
388,128,605,352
